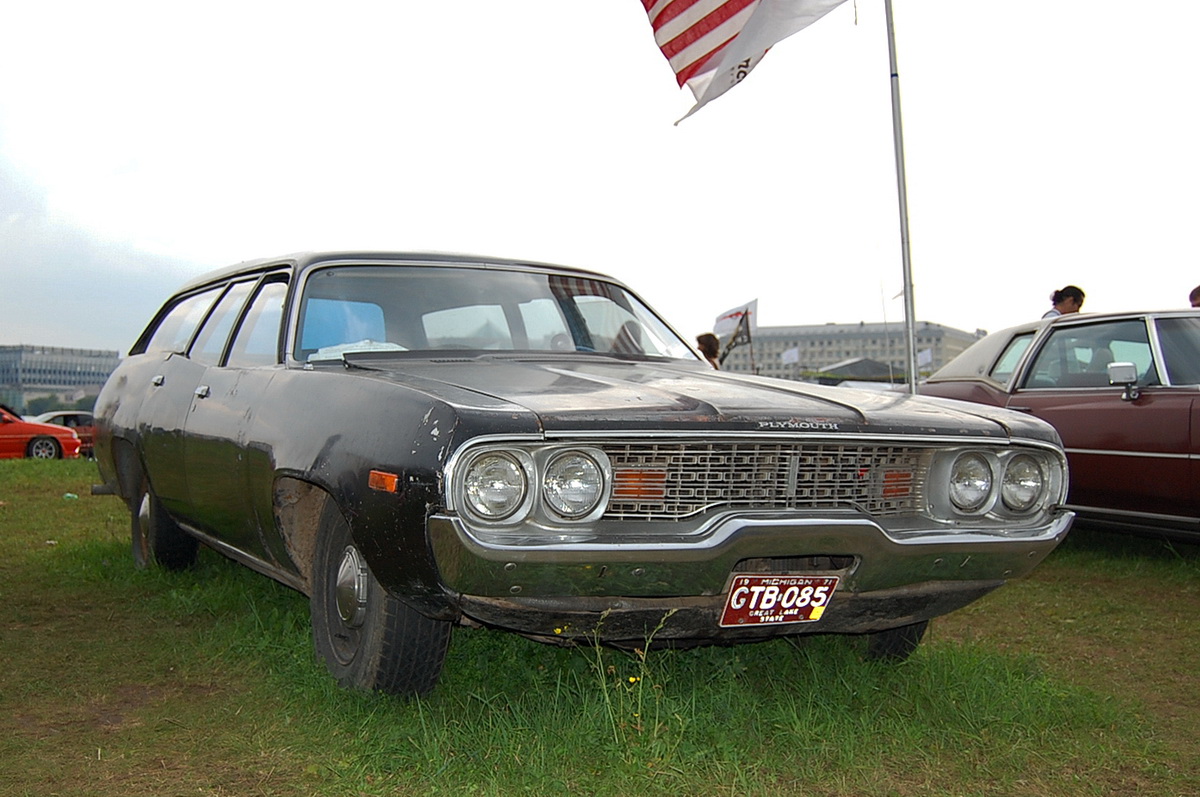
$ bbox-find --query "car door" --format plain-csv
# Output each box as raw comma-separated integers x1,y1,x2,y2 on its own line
182,275,289,562
1007,317,1193,519
135,286,226,515
1152,315,1200,520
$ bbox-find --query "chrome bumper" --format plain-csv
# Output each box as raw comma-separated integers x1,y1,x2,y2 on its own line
427,509,1074,639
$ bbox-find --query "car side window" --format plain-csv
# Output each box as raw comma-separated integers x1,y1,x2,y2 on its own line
1021,320,1154,389
988,333,1034,384
1155,317,1200,386
189,282,255,366
141,287,224,354
225,280,288,368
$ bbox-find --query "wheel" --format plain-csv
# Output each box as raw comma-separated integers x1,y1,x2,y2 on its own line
310,500,452,697
26,437,61,459
131,480,198,571
865,620,929,662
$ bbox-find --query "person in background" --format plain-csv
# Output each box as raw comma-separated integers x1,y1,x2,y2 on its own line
696,333,720,369
1043,286,1085,318
1189,285,1200,307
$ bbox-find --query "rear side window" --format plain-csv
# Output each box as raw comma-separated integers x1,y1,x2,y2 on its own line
141,287,223,354
988,333,1034,384
226,280,289,368
189,282,255,365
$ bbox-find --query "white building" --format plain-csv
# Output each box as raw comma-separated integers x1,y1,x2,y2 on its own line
720,321,985,382
0,345,120,412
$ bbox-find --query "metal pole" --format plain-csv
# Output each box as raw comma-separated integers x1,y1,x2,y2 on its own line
885,0,919,394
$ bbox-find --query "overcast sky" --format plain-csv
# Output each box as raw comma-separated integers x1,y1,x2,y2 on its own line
2,1,1197,354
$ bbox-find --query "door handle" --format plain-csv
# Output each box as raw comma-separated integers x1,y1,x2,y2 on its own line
1008,406,1033,413
194,385,211,399
152,375,164,386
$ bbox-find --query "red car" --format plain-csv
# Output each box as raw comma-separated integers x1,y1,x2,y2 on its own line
920,310,1200,541
0,404,82,459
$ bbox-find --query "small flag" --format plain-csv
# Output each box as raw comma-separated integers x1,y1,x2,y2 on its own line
719,310,753,365
713,299,758,338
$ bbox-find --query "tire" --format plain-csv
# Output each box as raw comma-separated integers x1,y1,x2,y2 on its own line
865,620,929,662
131,480,199,571
26,437,61,459
310,500,452,697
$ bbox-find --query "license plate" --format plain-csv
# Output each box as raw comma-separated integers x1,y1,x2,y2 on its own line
719,575,839,627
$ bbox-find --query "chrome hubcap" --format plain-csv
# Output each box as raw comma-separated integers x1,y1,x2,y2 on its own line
135,493,152,561
334,546,369,628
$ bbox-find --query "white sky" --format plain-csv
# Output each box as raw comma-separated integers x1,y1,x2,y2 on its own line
1,1,1197,353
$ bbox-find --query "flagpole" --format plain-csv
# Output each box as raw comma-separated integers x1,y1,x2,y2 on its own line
884,0,918,395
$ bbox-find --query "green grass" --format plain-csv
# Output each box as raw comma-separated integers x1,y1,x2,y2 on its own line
1,459,1197,795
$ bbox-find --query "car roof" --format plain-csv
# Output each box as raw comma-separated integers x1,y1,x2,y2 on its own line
175,251,616,295
927,309,1200,382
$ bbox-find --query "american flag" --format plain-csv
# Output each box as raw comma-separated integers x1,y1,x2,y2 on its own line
645,0,760,89
642,0,849,119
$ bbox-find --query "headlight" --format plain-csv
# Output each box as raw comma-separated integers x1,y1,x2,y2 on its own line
463,452,528,520
543,451,605,519
1001,454,1045,512
949,452,992,512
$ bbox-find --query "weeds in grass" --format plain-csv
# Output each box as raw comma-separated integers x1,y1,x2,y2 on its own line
582,607,685,769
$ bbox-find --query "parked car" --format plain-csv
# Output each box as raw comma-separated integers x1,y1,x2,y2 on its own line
33,411,96,457
921,310,1200,541
93,252,1073,696
0,404,82,459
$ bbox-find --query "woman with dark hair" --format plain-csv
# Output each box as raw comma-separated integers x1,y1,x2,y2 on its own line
696,333,720,369
1043,285,1085,318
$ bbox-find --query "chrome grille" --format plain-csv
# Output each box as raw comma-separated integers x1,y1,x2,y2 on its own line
602,442,929,521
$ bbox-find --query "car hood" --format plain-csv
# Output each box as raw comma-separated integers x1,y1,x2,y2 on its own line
339,354,1060,445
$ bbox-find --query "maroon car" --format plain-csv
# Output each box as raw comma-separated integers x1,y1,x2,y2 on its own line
33,411,96,457
921,310,1200,541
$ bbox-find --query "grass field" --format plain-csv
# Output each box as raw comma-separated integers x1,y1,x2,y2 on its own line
1,459,1197,796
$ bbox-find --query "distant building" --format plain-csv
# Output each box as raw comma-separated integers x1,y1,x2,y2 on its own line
0,345,120,413
721,321,985,382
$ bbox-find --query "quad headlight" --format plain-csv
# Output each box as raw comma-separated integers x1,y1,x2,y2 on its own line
949,452,992,512
462,451,531,521
937,448,1061,519
1000,454,1045,512
543,451,605,519
453,445,611,526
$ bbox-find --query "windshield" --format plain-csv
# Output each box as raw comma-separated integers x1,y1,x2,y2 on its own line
294,265,697,363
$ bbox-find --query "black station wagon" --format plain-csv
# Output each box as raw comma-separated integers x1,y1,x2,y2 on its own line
94,252,1074,696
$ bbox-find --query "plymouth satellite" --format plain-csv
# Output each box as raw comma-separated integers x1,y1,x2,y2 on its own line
94,252,1074,696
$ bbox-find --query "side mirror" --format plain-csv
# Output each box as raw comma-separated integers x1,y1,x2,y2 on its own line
1107,361,1140,401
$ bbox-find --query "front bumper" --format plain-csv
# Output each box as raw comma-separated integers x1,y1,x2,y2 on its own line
426,509,1074,642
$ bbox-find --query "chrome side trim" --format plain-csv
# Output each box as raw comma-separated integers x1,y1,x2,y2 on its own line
1064,448,1191,460
181,523,308,594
